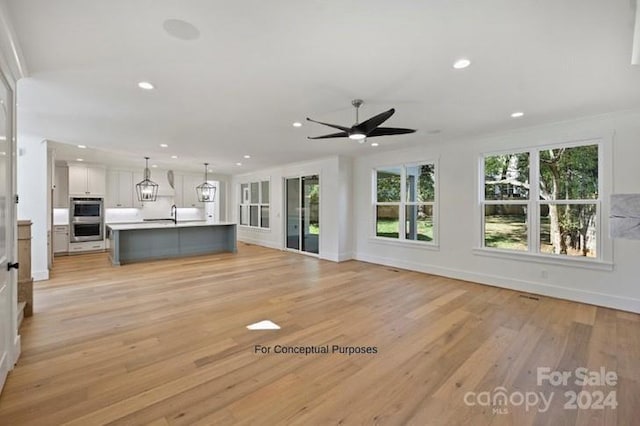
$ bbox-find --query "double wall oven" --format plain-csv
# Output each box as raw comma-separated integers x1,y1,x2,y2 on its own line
70,197,104,242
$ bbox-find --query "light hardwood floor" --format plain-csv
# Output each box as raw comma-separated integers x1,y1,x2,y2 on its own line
0,243,638,425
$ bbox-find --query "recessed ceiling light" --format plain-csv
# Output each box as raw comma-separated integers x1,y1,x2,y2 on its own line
160,143,168,148
0,152,6,156
453,58,471,69
236,162,242,166
292,122,302,127
510,111,524,118
77,144,86,149
243,155,251,159
371,142,379,147
151,164,158,168
171,155,178,159
138,81,154,90
76,158,84,162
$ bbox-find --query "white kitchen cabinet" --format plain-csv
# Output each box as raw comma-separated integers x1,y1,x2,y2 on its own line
106,170,134,208
175,174,203,208
54,166,69,208
68,164,106,196
53,225,69,254
68,241,105,253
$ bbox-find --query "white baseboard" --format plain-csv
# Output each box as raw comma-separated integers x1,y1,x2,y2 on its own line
320,251,339,262
321,251,354,262
11,334,20,367
237,236,282,250
338,251,354,262
355,253,640,314
33,270,49,281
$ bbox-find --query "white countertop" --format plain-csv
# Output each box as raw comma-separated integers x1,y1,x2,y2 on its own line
107,221,236,231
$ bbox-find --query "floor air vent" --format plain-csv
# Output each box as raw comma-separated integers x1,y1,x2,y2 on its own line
519,294,540,301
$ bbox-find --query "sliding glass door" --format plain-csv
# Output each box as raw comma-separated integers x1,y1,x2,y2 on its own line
286,177,300,250
286,175,319,255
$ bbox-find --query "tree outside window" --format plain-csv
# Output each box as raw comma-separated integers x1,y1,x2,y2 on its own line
482,143,599,258
374,163,437,244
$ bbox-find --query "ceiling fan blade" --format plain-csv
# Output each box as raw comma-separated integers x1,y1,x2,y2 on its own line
356,108,395,134
307,131,349,140
366,127,416,137
306,117,350,132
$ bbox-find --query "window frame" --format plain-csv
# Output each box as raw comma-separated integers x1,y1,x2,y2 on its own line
239,179,270,230
477,138,612,269
372,160,439,247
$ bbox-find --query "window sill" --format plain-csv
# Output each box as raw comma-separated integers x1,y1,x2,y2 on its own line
472,248,613,271
238,225,271,232
369,236,440,251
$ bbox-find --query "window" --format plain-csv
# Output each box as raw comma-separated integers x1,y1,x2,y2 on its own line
481,142,600,259
374,162,437,244
239,180,269,229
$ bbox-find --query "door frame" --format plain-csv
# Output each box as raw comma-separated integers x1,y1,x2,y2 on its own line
0,61,19,394
282,173,321,258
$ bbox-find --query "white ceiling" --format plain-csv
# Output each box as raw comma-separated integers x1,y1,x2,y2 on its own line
6,0,640,174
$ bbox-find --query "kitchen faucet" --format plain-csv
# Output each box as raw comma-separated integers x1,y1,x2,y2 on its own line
171,204,177,224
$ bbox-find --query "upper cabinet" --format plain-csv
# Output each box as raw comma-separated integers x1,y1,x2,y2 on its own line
68,164,106,196
106,170,134,208
53,166,69,208
174,174,203,208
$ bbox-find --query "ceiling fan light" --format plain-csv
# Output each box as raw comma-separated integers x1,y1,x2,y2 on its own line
349,133,366,141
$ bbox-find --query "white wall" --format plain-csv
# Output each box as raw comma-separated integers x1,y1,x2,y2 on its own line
16,134,48,280
353,110,640,313
232,156,352,262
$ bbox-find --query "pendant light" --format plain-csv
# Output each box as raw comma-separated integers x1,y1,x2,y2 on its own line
136,156,159,202
196,162,216,202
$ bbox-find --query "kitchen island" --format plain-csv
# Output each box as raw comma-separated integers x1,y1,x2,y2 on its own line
107,221,237,265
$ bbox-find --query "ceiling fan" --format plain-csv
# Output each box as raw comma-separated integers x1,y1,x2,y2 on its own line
306,99,416,141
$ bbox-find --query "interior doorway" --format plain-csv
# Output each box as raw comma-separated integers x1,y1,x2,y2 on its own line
285,175,319,255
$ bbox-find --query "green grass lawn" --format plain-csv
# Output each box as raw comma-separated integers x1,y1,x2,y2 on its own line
376,220,433,241
484,215,528,250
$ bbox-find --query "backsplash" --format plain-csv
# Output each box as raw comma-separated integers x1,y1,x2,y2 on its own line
55,198,207,225
106,198,206,223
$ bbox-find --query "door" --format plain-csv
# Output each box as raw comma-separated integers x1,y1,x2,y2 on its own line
285,175,320,254
286,178,300,250
302,175,320,254
0,70,15,392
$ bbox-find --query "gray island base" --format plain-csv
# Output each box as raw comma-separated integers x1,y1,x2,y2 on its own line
107,222,237,265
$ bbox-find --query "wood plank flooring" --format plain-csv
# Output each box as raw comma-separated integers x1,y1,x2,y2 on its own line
0,243,638,425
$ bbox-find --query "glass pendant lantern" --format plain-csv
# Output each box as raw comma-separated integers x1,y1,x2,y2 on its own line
136,156,159,202
196,162,216,202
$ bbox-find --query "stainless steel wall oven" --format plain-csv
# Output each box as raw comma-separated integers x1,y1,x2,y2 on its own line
70,197,104,242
